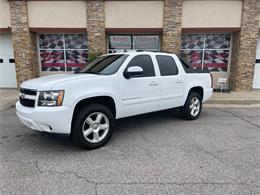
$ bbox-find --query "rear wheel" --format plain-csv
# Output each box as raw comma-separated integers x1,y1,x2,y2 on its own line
72,104,114,149
180,92,202,120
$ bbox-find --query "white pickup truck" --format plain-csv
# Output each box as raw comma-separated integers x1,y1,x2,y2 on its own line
16,51,213,149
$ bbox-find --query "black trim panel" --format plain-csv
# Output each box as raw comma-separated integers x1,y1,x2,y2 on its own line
20,88,37,96
256,59,260,63
19,97,35,108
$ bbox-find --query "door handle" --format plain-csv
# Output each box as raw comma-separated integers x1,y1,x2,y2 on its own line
149,81,159,86
175,79,182,84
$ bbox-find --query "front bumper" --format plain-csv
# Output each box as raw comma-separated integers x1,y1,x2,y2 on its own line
16,101,72,134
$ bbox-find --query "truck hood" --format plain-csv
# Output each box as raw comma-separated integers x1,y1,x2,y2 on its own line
21,74,99,90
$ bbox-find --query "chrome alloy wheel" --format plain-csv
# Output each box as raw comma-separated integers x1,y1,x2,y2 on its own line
189,97,201,117
82,112,110,143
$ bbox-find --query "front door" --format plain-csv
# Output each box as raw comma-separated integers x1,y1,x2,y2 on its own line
118,54,160,118
0,33,17,88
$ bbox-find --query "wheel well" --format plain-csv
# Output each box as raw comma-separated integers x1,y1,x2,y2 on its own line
73,96,116,118
189,86,204,100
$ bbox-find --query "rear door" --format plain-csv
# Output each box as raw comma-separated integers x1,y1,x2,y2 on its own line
118,54,160,117
155,55,184,110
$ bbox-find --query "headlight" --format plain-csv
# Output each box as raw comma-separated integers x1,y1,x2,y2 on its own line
38,90,64,107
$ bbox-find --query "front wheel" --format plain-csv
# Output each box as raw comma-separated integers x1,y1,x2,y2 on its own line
180,92,202,120
71,104,114,149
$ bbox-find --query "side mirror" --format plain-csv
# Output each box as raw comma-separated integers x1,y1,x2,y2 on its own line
124,66,143,79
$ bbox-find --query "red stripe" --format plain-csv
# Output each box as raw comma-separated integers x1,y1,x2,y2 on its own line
42,63,64,67
0,28,11,32
66,63,85,67
30,28,87,33
203,63,227,68
106,28,163,33
182,28,241,33
192,63,227,68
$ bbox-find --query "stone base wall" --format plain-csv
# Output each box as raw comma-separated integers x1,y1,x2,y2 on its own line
9,0,39,87
29,32,39,78
86,0,106,55
229,0,259,91
162,0,183,54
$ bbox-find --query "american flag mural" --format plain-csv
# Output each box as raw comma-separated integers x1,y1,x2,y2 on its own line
39,34,88,72
180,34,231,72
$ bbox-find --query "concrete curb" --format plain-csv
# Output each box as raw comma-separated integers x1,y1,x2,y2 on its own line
204,104,260,108
206,99,260,105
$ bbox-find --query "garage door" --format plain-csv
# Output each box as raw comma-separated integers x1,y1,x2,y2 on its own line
0,33,17,88
253,34,260,89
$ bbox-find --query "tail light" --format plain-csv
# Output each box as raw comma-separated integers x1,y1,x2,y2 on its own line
210,73,213,88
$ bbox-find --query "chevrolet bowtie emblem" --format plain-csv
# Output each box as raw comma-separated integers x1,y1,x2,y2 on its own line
20,93,25,98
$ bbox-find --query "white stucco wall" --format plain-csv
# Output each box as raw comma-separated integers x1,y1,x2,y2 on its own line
0,0,10,28
105,1,164,28
28,1,87,28
182,0,242,28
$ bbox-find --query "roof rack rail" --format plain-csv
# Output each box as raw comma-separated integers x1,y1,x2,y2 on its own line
135,50,160,52
121,50,168,53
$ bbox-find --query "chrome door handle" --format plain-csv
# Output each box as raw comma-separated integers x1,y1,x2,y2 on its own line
175,79,182,84
149,81,159,86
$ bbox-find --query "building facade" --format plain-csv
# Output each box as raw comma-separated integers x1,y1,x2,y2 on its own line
0,0,259,90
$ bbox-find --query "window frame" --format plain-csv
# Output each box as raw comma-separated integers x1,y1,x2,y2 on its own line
107,33,161,53
124,54,156,78
37,33,88,73
156,55,179,76
180,33,232,72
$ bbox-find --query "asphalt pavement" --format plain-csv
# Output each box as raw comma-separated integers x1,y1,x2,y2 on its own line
0,107,260,195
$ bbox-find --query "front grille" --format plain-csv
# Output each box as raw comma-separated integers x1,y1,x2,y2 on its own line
19,88,37,108
19,97,35,108
20,88,37,96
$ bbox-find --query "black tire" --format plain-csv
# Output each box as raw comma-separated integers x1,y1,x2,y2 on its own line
71,104,115,149
180,92,202,120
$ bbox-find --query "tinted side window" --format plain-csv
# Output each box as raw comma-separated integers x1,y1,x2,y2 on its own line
127,55,155,77
156,55,178,76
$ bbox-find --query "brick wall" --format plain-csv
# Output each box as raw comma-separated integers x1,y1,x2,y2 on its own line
162,0,183,54
229,0,259,91
86,0,106,54
9,0,39,87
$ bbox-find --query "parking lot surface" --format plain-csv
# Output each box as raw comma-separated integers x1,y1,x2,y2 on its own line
0,107,260,195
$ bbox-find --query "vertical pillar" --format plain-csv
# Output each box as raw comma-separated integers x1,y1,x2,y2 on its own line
9,0,39,87
86,0,106,54
162,0,183,54
229,0,258,91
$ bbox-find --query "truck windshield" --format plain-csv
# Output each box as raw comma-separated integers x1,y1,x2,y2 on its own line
77,54,129,75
